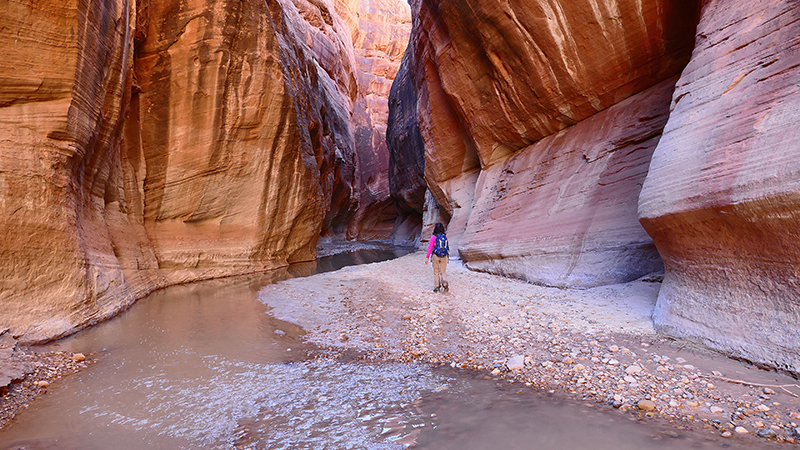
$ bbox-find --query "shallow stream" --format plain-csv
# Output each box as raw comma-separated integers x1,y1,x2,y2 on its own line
0,250,757,449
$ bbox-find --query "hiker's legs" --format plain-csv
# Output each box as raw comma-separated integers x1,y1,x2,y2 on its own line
439,256,448,288
432,256,442,288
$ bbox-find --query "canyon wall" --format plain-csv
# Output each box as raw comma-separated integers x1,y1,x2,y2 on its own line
389,0,699,282
388,0,800,372
639,0,800,373
0,0,410,343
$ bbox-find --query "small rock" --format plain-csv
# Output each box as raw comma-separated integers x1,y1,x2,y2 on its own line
755,405,771,412
756,429,777,439
762,387,776,395
274,329,286,336
637,400,656,411
574,364,586,371
624,376,637,384
734,426,749,434
506,355,525,371
72,353,86,363
721,431,732,438
625,365,642,375
710,406,724,414
37,380,50,388
607,359,620,366
608,345,620,353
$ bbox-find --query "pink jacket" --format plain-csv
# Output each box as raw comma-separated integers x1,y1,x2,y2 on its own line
426,235,437,259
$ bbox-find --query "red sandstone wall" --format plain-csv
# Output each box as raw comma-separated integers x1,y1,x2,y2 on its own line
0,0,410,343
389,0,699,284
639,0,800,373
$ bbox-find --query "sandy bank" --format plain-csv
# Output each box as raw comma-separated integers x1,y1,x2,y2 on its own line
259,252,800,445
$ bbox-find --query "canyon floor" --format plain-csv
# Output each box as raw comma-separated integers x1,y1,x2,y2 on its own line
260,251,800,446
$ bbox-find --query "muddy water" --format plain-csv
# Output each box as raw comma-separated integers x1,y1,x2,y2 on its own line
0,250,754,449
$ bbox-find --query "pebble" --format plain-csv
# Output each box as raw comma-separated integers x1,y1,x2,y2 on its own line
734,426,749,434
637,400,656,411
625,365,642,375
506,355,525,371
37,380,49,388
709,406,724,414
721,431,732,438
274,329,286,336
608,345,619,353
755,405,771,412
72,353,86,363
756,429,777,439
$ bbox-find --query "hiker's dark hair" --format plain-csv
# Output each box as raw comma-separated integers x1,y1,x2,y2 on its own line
433,223,445,235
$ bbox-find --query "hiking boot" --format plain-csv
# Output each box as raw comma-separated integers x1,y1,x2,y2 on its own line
442,281,449,293
433,286,440,293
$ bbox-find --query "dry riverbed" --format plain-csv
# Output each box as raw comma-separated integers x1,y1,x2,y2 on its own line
260,252,800,446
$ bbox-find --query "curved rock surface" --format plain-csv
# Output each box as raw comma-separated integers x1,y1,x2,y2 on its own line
638,0,800,372
389,0,699,284
460,78,677,287
0,0,410,343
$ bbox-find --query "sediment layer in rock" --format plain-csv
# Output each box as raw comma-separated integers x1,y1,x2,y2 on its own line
389,0,699,285
638,0,800,373
459,78,678,287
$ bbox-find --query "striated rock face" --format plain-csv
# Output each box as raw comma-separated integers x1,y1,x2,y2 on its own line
347,0,412,240
406,0,699,183
389,0,699,284
0,0,410,343
460,79,677,287
0,0,145,343
638,0,800,372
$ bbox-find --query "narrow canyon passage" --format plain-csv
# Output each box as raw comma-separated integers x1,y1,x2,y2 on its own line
2,0,800,447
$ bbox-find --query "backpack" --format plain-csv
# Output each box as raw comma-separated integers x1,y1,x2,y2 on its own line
433,233,449,257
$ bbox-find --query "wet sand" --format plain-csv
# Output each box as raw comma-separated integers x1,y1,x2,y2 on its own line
259,252,800,446
0,348,88,429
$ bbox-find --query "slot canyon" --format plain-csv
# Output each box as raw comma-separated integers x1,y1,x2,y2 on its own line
2,0,800,435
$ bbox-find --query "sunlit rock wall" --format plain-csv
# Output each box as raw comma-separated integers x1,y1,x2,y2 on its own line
638,0,800,372
0,0,148,343
389,0,699,284
0,0,410,343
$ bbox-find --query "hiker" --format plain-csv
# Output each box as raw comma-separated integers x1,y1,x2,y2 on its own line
425,223,449,293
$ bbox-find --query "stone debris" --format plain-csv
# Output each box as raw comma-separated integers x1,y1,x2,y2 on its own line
259,253,800,446
1,345,90,430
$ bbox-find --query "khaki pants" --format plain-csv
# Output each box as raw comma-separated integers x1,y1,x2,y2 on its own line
432,254,448,288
